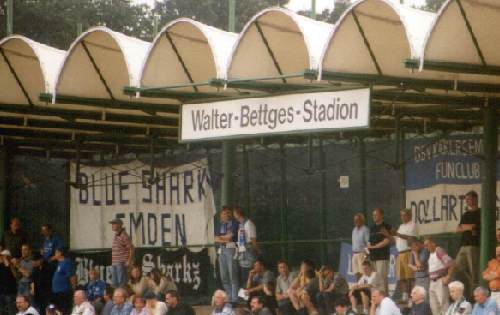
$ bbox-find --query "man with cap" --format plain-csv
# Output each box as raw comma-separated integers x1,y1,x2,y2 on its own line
0,249,17,315
109,218,134,288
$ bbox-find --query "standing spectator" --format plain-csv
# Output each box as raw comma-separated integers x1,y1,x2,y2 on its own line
70,290,95,315
482,245,500,308
408,238,430,295
351,213,370,280
148,268,177,299
471,287,498,315
409,286,431,315
425,237,454,315
214,207,239,303
41,225,63,262
245,259,275,303
85,268,106,313
130,295,147,315
128,266,149,300
51,248,76,315
332,298,356,315
234,207,259,285
388,209,417,302
369,289,401,315
110,288,133,315
110,218,134,289
275,260,297,315
349,261,384,315
367,208,392,293
165,290,195,315
250,296,273,315
0,250,17,315
32,252,52,313
496,229,500,246
446,281,472,315
143,291,167,315
101,286,115,315
15,295,40,315
15,244,34,301
1,217,30,258
455,191,480,292
211,290,235,315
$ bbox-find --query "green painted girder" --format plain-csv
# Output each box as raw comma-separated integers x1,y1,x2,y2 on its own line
371,105,487,120
210,78,323,93
123,86,227,101
405,58,500,76
40,93,179,115
309,69,500,94
0,127,176,146
11,147,96,160
0,115,178,137
372,90,492,106
0,103,178,126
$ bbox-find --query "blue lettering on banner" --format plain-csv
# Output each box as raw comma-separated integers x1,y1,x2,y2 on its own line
120,212,185,247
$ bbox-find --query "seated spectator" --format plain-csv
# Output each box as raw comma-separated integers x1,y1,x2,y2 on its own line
246,259,275,296
332,298,356,315
110,288,133,315
70,290,95,315
275,260,297,315
101,285,115,315
15,295,40,315
165,290,195,315
45,303,61,315
409,286,431,315
128,266,149,300
250,296,273,315
471,287,498,315
1,249,17,315
148,268,177,300
408,238,430,296
307,266,348,315
144,291,167,315
482,245,500,309
211,289,235,315
288,260,315,311
349,261,384,315
130,295,147,315
446,281,472,315
86,268,106,313
369,289,401,315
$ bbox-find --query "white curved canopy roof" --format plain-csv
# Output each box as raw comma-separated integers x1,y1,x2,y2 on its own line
0,35,64,105
54,27,150,102
140,18,237,92
227,7,333,81
320,0,435,77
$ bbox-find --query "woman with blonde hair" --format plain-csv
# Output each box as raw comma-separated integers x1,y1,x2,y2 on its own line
128,265,150,300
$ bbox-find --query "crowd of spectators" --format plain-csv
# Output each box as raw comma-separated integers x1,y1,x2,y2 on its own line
1,189,500,315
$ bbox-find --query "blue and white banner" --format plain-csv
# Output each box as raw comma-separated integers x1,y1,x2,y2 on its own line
405,135,500,235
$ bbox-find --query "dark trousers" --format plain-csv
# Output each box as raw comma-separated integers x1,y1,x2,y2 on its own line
278,298,296,315
51,291,73,315
316,292,345,315
0,294,16,315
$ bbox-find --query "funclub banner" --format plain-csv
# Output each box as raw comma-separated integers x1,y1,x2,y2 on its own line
69,159,216,250
405,134,500,235
71,247,210,296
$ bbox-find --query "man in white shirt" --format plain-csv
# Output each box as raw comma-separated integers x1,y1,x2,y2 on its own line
71,290,96,315
15,295,40,315
386,208,417,303
369,289,401,315
349,261,384,315
233,206,259,285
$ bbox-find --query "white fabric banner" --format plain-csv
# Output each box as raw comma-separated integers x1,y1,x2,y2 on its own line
70,159,215,250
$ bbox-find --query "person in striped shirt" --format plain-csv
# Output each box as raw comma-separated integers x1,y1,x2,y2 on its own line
109,218,134,288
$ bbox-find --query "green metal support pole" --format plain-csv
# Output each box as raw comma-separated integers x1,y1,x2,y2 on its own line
280,142,289,260
400,131,406,209
0,148,6,235
243,145,251,215
480,101,497,279
319,139,328,264
311,0,316,19
359,137,367,217
220,0,237,208
6,0,13,35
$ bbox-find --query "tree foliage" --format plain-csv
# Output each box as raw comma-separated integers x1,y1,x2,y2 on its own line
419,0,447,12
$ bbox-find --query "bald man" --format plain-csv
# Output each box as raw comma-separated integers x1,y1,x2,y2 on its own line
71,290,95,315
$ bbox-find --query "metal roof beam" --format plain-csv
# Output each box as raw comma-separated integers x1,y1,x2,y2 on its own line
41,93,180,115
372,90,487,106
123,87,230,101
0,103,178,126
405,59,500,76
0,47,34,105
